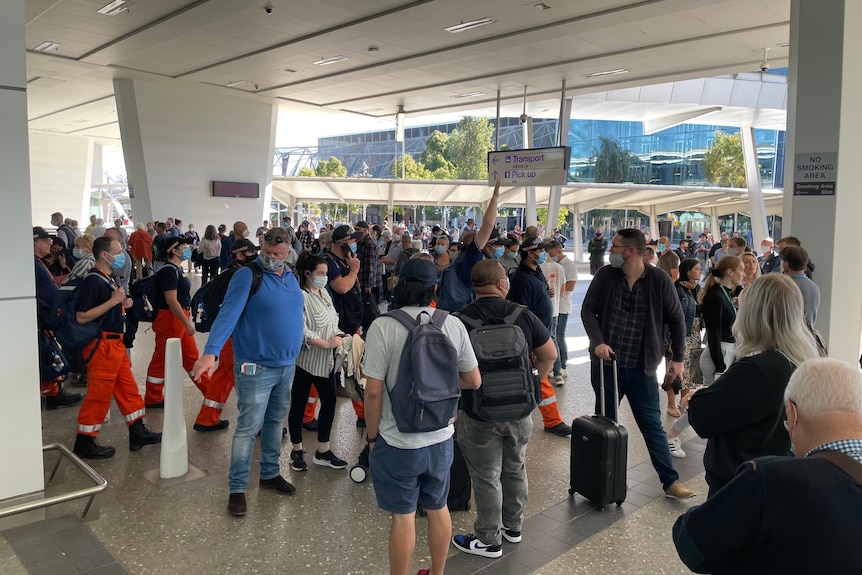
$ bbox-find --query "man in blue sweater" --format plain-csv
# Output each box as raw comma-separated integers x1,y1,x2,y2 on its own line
193,227,304,517
674,358,862,574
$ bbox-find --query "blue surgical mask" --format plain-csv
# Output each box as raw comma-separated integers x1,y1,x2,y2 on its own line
181,248,192,261
73,248,84,259
435,245,446,254
536,252,548,265
493,247,504,259
111,252,126,270
349,242,357,254
609,253,625,268
657,244,666,253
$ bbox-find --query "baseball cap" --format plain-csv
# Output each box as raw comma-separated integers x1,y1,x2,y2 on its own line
431,225,443,234
398,258,437,288
33,226,54,240
353,221,370,230
230,238,258,255
488,234,513,247
160,235,194,257
519,235,552,254
332,225,363,242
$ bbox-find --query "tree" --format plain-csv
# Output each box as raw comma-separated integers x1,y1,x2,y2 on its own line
393,154,431,179
593,136,630,183
703,131,747,188
420,131,455,179
297,166,316,177
315,156,347,178
537,207,570,230
446,117,494,180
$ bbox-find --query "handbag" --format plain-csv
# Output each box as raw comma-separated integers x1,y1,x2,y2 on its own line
39,329,70,381
387,273,399,292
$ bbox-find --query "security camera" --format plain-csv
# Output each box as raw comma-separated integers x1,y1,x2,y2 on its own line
264,5,274,14
760,63,770,72
519,113,529,124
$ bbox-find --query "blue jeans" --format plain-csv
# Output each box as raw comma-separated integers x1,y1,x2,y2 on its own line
229,363,295,493
590,361,679,489
555,313,569,373
550,316,561,376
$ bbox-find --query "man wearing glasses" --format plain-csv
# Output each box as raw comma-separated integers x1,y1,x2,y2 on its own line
673,358,862,573
192,227,304,517
581,228,695,499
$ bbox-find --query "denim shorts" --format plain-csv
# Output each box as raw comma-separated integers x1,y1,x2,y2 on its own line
369,436,453,514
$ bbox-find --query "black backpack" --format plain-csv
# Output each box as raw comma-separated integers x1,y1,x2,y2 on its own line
51,273,111,352
384,309,461,433
191,263,263,332
131,265,180,322
455,303,539,421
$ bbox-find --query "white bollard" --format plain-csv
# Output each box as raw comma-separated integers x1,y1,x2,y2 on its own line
160,337,189,479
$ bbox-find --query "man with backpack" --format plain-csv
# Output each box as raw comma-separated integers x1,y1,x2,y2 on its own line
435,178,501,312
363,258,481,575
451,260,557,559
192,239,259,432
72,236,161,459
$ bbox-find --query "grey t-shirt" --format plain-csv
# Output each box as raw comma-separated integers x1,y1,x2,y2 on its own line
363,306,478,449
790,274,820,330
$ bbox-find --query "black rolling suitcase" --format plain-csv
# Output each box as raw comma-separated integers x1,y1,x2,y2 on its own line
418,435,472,516
569,358,628,508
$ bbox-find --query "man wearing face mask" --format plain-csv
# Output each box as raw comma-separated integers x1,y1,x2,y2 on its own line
587,229,607,275
353,221,383,325
673,358,862,574
581,229,694,499
219,221,249,271
726,236,746,258
546,240,577,383
507,235,571,437
192,227,304,516
758,237,780,274
73,236,162,459
144,236,211,408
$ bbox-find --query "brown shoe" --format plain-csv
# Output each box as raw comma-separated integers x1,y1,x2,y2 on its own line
664,480,696,500
228,492,246,516
259,475,296,495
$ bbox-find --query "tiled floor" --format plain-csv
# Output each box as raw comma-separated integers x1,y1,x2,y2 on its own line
3,266,707,574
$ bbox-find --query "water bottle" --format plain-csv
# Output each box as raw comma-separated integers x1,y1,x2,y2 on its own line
196,303,204,324
52,351,65,373
143,295,153,313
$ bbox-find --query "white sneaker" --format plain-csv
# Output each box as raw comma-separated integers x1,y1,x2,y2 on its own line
668,437,686,459
560,369,568,378
554,374,566,386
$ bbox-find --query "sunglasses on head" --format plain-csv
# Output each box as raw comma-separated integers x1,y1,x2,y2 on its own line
263,233,287,244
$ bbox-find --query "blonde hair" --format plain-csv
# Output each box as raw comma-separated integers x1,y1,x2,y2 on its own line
698,255,742,305
74,234,95,250
785,358,862,416
733,274,819,366
741,252,761,284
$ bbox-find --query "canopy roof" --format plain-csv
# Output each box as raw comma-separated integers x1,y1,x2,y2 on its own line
271,177,783,217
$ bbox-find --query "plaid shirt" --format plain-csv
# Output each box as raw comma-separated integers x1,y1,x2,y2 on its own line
607,273,647,368
298,230,314,251
357,236,382,289
809,439,862,465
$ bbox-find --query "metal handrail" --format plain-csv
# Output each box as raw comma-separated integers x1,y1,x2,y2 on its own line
0,443,108,522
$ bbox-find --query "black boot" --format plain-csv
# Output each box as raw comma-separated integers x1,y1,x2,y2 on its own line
45,389,84,410
129,419,162,452
73,434,116,459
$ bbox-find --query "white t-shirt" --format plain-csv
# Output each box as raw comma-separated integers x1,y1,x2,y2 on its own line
540,260,563,317
555,254,578,315
362,306,478,449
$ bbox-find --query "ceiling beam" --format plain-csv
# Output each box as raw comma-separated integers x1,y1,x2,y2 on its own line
320,182,347,204
570,190,638,212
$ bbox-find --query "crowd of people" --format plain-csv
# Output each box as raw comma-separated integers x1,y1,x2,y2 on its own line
33,206,861,575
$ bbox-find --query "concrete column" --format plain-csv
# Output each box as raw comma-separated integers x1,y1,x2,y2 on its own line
0,0,46,511
709,208,721,240
546,186,561,237
648,207,658,243
571,204,583,261
522,118,537,228
785,0,862,362
740,127,768,244
29,132,94,226
115,79,277,228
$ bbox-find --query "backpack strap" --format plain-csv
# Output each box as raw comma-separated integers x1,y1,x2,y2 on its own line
430,309,449,328
812,450,862,484
384,308,417,330
502,303,527,325
248,262,264,297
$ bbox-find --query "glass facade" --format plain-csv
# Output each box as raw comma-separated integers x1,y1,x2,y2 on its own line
317,118,785,189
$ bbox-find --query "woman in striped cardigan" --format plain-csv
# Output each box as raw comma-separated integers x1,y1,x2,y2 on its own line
286,251,349,472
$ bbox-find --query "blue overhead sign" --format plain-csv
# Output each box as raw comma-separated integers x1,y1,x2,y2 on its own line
487,146,571,186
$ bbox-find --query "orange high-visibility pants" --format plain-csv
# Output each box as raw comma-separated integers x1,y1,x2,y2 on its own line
78,334,146,436
538,376,563,428
40,379,61,397
304,385,319,423
145,309,209,405
195,338,235,427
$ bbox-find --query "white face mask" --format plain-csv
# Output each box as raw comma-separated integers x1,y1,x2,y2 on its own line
727,247,738,256
311,275,328,290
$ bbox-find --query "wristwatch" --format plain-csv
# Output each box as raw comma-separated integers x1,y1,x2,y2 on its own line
366,435,377,444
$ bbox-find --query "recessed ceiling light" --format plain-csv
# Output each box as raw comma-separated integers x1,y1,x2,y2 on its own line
777,42,790,48
33,41,60,52
584,68,629,78
313,55,350,66
224,80,250,88
444,17,494,33
452,91,485,99
533,2,552,10
283,68,298,73
97,0,134,15
368,46,379,53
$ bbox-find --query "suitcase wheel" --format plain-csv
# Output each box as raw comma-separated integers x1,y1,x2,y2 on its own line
568,488,575,496
349,464,368,483
616,500,624,506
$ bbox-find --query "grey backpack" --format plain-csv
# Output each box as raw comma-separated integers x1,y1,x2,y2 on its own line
456,304,539,421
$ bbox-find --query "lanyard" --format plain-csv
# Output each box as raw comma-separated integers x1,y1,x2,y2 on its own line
721,285,737,317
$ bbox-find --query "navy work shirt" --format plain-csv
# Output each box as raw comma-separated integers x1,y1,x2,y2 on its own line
507,262,553,329
76,269,124,333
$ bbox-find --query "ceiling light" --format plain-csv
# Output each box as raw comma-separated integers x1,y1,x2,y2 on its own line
444,17,494,33
533,2,552,10
368,46,379,53
283,68,298,73
33,41,60,52
97,0,134,15
313,55,350,66
584,68,629,78
452,91,485,99
224,80,250,88
777,42,790,48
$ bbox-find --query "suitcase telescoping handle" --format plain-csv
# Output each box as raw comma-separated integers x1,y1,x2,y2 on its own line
598,354,620,423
